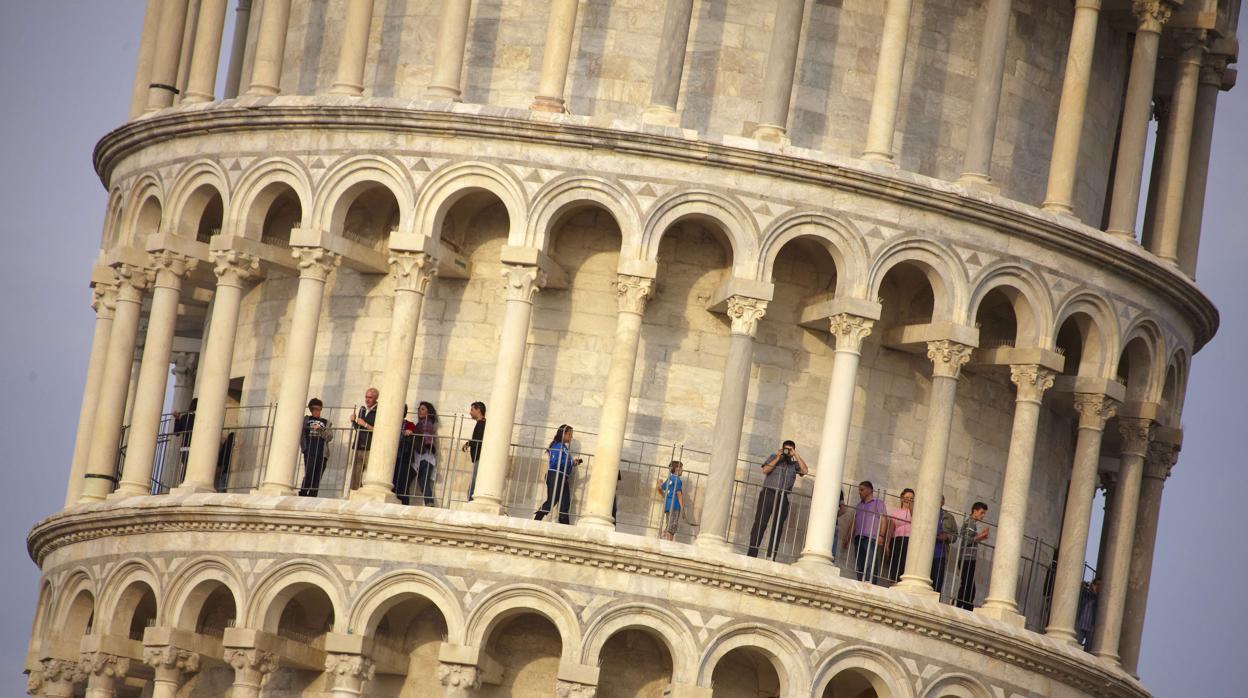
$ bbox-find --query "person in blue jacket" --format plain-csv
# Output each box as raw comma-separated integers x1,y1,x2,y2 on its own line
534,424,581,524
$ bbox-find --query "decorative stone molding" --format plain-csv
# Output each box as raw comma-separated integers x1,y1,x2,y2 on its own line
91,284,118,316
36,658,83,691
291,246,342,282
1131,0,1173,33
1200,53,1232,87
726,295,767,337
112,262,153,302
326,652,375,691
210,249,260,287
926,340,974,379
1144,441,1179,481
226,648,279,681
79,651,131,683
24,668,42,695
1009,364,1056,403
147,249,198,289
1117,418,1154,458
501,264,545,303
556,679,598,698
389,251,439,294
438,662,481,693
828,313,873,353
1073,393,1119,431
615,274,654,315
144,644,201,674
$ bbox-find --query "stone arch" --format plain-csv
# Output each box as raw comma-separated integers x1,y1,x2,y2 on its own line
813,645,913,698
868,237,969,324
921,672,992,698
580,601,698,684
1118,317,1166,404
758,211,870,297
163,557,245,632
464,583,582,661
349,569,466,643
1160,348,1189,426
97,560,161,636
527,174,642,257
54,570,96,637
697,623,810,697
968,263,1055,349
165,159,230,241
412,160,527,244
640,190,760,277
28,579,55,656
226,157,314,240
311,154,415,240
100,187,125,250
245,559,346,634
1053,292,1120,379
120,173,165,246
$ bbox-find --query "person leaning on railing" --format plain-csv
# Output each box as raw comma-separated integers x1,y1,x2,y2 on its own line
412,401,439,507
657,460,686,541
534,424,581,524
955,502,991,610
298,398,332,497
843,481,888,584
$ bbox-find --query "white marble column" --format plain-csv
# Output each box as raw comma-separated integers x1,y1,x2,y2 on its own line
752,0,806,142
798,314,873,569
1148,33,1206,265
1045,393,1117,642
64,283,118,506
143,645,200,698
330,0,376,96
354,252,439,502
958,0,1013,187
581,275,654,529
115,252,198,497
223,0,254,98
145,0,191,110
696,296,767,552
531,0,580,112
80,264,151,502
977,365,1055,623
468,265,545,514
426,0,474,100
1092,418,1152,664
862,0,914,162
325,653,375,698
177,250,259,493
174,0,203,101
1104,0,1173,240
225,648,278,698
642,0,696,126
1042,0,1102,214
183,0,229,102
1177,55,1230,276
258,247,340,495
245,0,292,96
129,0,165,118
81,653,130,698
896,340,974,594
1119,439,1178,675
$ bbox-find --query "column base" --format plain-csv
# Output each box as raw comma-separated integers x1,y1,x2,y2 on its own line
530,95,567,113
464,497,505,516
750,123,790,144
108,484,149,499
328,82,365,97
641,105,681,127
243,84,280,97
424,84,463,101
693,532,732,553
1105,227,1138,242
1041,200,1076,216
577,513,616,531
1043,626,1079,644
170,482,217,496
957,172,999,192
893,575,939,600
861,150,896,164
181,92,213,104
349,484,399,504
1092,649,1121,666
253,483,295,497
974,603,1025,627
795,552,842,576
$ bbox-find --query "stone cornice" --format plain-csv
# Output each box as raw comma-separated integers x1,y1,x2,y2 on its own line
91,101,1218,351
29,499,1147,698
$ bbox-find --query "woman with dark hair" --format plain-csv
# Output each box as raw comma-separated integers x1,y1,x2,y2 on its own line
534,424,580,524
883,488,915,584
413,401,439,506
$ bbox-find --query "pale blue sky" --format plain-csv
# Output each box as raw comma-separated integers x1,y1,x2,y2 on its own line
1,3,1244,695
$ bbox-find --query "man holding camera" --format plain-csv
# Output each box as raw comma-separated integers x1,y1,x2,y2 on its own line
747,439,809,558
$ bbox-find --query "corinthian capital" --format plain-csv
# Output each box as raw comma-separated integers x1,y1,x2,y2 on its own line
1117,417,1154,457
148,249,198,290
437,662,481,691
1132,0,1173,33
556,679,598,698
144,645,201,675
727,295,768,337
1144,440,1179,481
24,668,42,695
326,653,375,681
210,249,260,287
226,648,279,676
38,658,83,685
390,251,439,294
1010,364,1056,403
616,275,654,315
91,283,118,316
112,262,153,302
1073,393,1118,431
1200,53,1232,87
926,340,973,379
291,246,342,282
828,313,874,353
501,264,545,303
79,651,131,680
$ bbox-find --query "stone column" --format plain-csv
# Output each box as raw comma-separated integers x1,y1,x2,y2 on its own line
1042,0,1102,214
325,653,375,697
223,0,254,98
1092,418,1152,664
438,662,481,697
752,0,806,142
581,275,654,529
129,0,165,118
65,284,118,506
958,0,1013,186
426,0,474,100
642,0,696,126
258,247,340,495
245,0,292,96
177,251,259,493
1148,33,1206,265
862,0,914,162
116,252,198,497
977,365,1055,623
81,652,130,698
1177,55,1230,276
354,252,439,502
80,264,151,502
696,296,767,552
798,314,873,569
225,648,278,698
531,0,580,112
468,265,545,514
1045,393,1117,642
35,659,83,698
1119,440,1178,675
145,0,191,110
330,0,376,96
182,0,229,102
174,0,202,100
1104,0,1173,240
143,645,200,698
896,340,974,594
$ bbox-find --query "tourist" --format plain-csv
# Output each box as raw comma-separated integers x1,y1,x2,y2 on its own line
534,424,580,524
413,401,439,506
931,495,958,596
298,398,332,497
955,502,991,610
747,440,809,559
658,460,686,540
393,405,418,505
172,398,196,469
1076,577,1102,652
462,401,486,501
883,488,914,583
842,481,888,584
350,387,378,489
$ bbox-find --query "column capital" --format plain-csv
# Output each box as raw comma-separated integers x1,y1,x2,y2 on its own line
112,261,154,301
828,313,874,352
92,283,119,316
616,274,655,315
727,295,768,337
1010,364,1056,403
38,658,84,686
1144,440,1179,481
25,668,43,696
1172,29,1209,63
211,249,261,286
325,652,375,681
389,250,439,293
148,249,199,289
1131,0,1173,33
556,679,598,698
226,647,279,676
144,644,201,674
1117,417,1154,457
79,651,131,682
291,246,342,282
501,264,546,303
1073,392,1119,430
438,662,482,691
1200,53,1232,87
926,339,974,378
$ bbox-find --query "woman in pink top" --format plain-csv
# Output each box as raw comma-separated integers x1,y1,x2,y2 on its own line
884,488,915,584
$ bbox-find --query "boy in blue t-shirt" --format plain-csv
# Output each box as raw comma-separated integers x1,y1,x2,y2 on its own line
658,460,685,540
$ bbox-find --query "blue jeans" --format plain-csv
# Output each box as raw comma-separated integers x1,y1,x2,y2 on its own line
854,535,882,583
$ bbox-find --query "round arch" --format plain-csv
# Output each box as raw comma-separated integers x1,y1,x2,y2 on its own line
244,560,346,634
526,175,642,257
640,190,760,277
1053,292,1120,379
1160,348,1189,426
100,187,125,250
412,160,527,245
1118,318,1167,405
226,157,314,239
163,557,245,632
697,623,810,697
164,160,230,239
921,672,992,698
464,583,582,662
868,237,969,324
967,264,1055,349
580,601,698,684
54,570,97,637
757,211,870,298
311,154,415,239
96,561,161,636
348,570,466,644
119,173,165,246
812,645,913,698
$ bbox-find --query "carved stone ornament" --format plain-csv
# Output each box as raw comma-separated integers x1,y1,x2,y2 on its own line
1144,441,1179,481
828,313,874,352
1117,417,1154,458
226,648,279,677
144,645,201,675
1132,0,1173,32
37,658,83,686
113,262,154,302
390,251,439,294
24,668,43,695
291,246,342,281
616,274,655,315
501,264,546,303
727,295,768,337
148,249,198,289
1073,393,1118,431
926,340,974,379
555,679,598,698
80,651,131,680
210,248,261,286
1200,53,1231,87
170,351,199,382
437,662,481,690
91,283,118,316
325,653,376,682
1009,364,1056,403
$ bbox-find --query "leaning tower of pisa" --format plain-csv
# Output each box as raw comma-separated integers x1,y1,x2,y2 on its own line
24,0,1242,696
